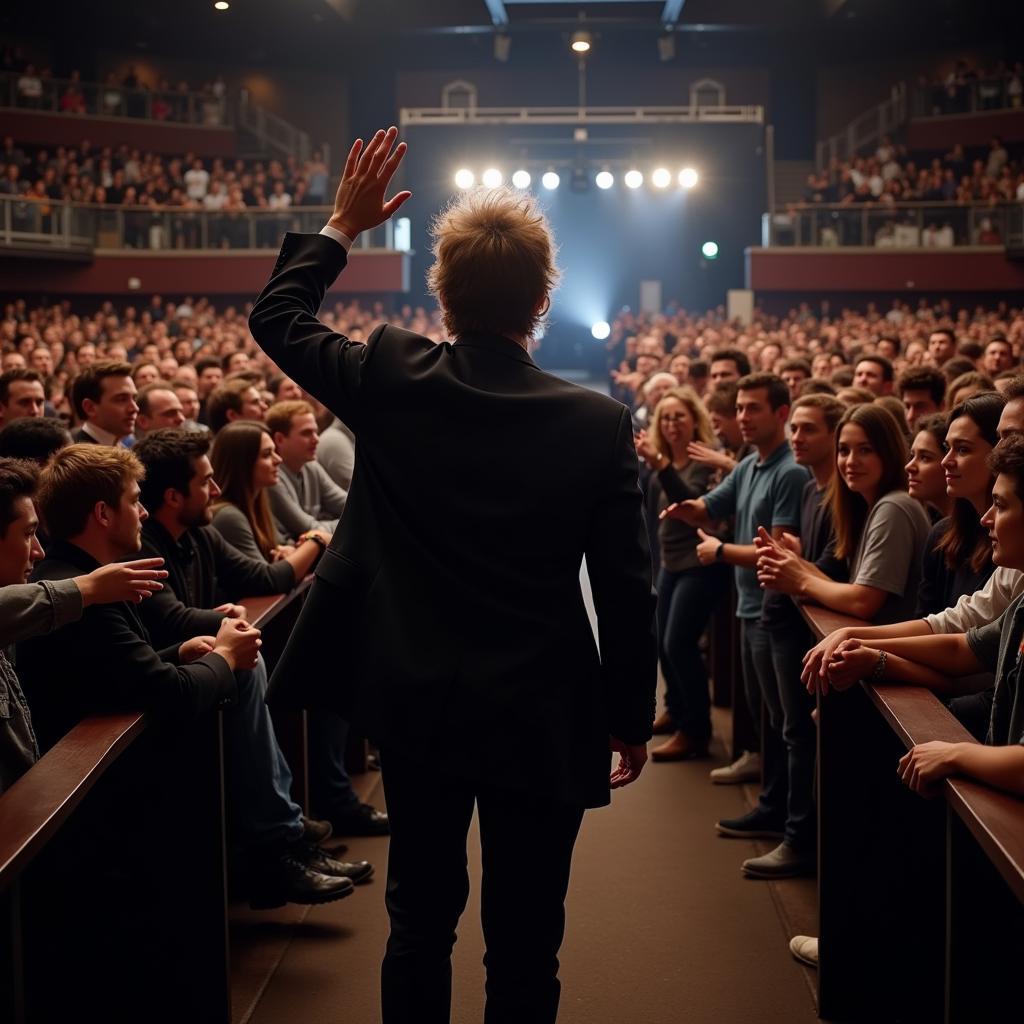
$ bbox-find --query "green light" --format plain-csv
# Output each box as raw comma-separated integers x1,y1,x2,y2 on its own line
701,241,719,260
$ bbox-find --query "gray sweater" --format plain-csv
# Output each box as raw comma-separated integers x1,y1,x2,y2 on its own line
316,418,356,492
268,461,347,540
1,578,83,792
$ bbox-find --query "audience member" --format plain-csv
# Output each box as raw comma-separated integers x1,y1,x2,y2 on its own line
897,366,947,432
206,377,268,433
70,360,138,444
0,417,71,463
906,412,953,523
0,369,46,426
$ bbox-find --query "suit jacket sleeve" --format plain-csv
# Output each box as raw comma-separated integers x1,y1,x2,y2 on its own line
584,406,658,744
248,233,381,431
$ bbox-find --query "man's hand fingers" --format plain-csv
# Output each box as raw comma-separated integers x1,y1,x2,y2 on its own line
368,127,399,175
380,140,407,185
357,129,386,175
343,138,362,180
383,190,412,217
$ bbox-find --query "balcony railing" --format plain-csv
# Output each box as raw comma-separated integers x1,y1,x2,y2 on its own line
2,70,231,127
911,78,1024,120
762,200,1024,249
0,195,397,253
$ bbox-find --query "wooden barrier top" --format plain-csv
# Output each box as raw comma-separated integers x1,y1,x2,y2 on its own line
0,576,312,895
798,599,1024,903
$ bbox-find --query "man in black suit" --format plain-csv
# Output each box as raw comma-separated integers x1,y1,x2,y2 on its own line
249,127,656,1023
69,360,139,445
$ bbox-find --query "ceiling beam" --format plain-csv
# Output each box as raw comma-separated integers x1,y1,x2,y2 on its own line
661,0,686,27
483,0,509,27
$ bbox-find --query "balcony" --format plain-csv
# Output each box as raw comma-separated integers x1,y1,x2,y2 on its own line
0,196,409,296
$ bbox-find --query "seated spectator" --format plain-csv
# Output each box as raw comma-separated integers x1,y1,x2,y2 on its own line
947,370,995,408
209,420,330,564
928,329,958,367
828,435,1024,798
708,348,751,388
800,378,837,397
906,413,953,523
0,458,167,792
0,417,71,463
316,415,356,492
995,370,1021,396
852,355,894,397
266,401,347,538
135,383,187,438
132,360,161,389
206,377,268,433
16,443,360,905
634,387,726,762
897,365,947,432
634,372,678,430
687,359,709,396
835,385,874,407
0,368,46,426
779,359,812,400
941,356,977,386
70,360,138,444
757,404,930,623
982,336,1016,377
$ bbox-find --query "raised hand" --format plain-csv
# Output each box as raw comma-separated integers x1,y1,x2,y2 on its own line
328,126,412,241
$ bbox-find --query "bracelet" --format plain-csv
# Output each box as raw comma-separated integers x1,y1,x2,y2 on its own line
869,649,887,683
299,532,327,551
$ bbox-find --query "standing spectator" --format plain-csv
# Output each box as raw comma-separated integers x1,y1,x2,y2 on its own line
184,157,209,202
16,65,43,108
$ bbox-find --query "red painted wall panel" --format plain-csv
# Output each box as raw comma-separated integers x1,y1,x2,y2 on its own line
3,110,236,158
0,251,408,296
746,248,1024,293
908,110,1024,150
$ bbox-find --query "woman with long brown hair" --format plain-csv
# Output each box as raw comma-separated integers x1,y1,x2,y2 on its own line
209,420,328,574
757,404,930,624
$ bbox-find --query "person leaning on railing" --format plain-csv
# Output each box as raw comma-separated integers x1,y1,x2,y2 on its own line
822,434,1024,799
0,457,167,793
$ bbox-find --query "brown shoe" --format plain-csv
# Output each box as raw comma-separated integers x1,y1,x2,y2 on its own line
651,731,710,762
652,710,676,736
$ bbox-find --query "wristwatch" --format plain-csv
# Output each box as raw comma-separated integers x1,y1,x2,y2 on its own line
715,541,726,561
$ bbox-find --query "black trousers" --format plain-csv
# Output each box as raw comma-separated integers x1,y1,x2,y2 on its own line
379,750,585,1024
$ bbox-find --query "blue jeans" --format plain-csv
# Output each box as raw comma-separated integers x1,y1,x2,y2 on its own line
762,624,817,854
740,619,785,822
656,563,730,740
222,654,303,851
309,710,360,818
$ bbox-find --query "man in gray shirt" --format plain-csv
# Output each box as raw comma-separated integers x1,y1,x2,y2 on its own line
316,417,356,492
266,400,347,538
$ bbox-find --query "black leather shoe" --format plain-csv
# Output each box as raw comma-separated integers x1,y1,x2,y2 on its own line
249,845,356,910
306,844,375,885
302,816,333,845
329,802,390,837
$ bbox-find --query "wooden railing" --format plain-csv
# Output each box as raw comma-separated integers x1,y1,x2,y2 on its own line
801,602,1024,1023
0,577,317,1024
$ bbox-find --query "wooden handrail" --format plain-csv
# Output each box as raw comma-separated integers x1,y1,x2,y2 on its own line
0,576,312,895
0,712,145,894
797,599,1024,902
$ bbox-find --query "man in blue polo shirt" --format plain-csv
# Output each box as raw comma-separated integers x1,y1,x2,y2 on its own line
663,372,808,842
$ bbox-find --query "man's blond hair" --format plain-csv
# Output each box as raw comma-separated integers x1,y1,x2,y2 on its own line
427,187,559,340
266,400,314,437
37,443,144,541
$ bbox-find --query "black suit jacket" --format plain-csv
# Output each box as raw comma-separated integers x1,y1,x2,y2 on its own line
71,427,99,444
249,233,656,807
17,540,236,751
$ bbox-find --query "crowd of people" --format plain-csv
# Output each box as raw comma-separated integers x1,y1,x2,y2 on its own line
916,57,1024,115
0,136,332,247
610,295,1024,967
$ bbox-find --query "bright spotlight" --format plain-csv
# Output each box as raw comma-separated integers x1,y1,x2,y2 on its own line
570,31,592,54
651,167,671,189
541,171,560,190
595,170,614,190
511,169,531,189
701,241,720,260
214,0,229,9
624,169,643,190
454,168,475,189
679,167,699,189
482,167,503,188
591,321,611,341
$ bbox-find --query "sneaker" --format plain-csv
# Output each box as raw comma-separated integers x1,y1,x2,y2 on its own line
741,841,816,879
789,935,818,968
715,807,785,840
709,750,761,785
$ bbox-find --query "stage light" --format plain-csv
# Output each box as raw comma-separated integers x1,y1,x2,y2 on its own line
482,168,503,188
570,31,592,54
511,169,531,189
591,321,611,341
702,241,719,260
624,169,643,190
214,0,229,9
595,170,614,190
679,167,699,189
454,169,475,189
541,171,561,190
651,167,671,189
